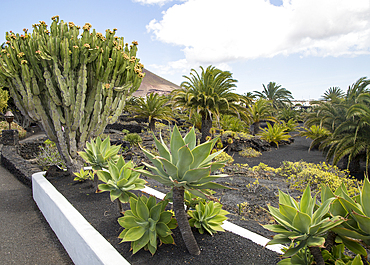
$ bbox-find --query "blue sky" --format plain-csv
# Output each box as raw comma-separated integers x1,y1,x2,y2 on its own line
1,0,369,100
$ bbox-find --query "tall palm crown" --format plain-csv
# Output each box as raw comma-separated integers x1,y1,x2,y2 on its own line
254,82,293,109
172,65,246,142
321,87,344,102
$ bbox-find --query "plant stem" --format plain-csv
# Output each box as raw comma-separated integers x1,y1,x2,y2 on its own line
308,246,324,265
324,231,336,253
117,199,123,214
172,186,200,255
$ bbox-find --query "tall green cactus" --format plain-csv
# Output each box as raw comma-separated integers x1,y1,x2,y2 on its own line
0,16,145,173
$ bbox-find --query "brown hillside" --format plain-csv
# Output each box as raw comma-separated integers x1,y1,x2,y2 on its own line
133,68,181,97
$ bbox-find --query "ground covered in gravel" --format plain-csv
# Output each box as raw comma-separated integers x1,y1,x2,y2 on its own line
46,134,327,265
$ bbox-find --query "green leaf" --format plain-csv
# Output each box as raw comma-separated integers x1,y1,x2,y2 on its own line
267,205,299,232
177,145,193,178
149,203,162,222
306,236,325,247
184,127,196,150
331,227,370,241
153,134,171,161
158,158,178,179
351,212,370,234
266,234,291,245
283,240,307,257
279,204,298,222
156,222,172,238
97,184,114,192
136,197,150,220
158,211,172,224
140,148,168,177
131,230,149,254
191,182,231,190
146,196,157,211
279,190,298,209
110,189,121,202
299,185,312,215
361,177,370,217
96,170,111,183
189,141,213,169
118,216,139,229
340,236,368,256
159,234,174,244
312,197,335,224
170,125,186,165
182,167,210,183
292,211,311,234
122,226,146,242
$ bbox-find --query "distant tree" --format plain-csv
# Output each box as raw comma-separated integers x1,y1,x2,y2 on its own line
129,92,174,131
321,87,344,102
254,82,293,109
172,65,248,142
249,98,276,135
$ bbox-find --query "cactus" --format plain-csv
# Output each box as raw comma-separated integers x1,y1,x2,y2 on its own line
0,16,145,174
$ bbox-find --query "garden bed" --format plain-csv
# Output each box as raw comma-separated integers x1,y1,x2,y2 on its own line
46,173,283,265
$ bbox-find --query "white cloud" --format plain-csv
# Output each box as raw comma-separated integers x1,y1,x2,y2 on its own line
132,0,184,6
147,0,370,66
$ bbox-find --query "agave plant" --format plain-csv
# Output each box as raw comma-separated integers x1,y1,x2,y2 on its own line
78,136,121,189
136,125,230,255
118,196,177,255
96,156,146,213
188,201,229,236
325,178,370,262
263,185,345,265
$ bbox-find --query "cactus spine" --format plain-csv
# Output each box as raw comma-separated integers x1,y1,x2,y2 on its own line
0,16,145,173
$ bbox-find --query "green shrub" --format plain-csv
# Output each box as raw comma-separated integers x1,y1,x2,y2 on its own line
73,168,94,182
258,122,290,147
220,115,247,132
0,121,27,138
36,139,66,170
276,161,360,196
188,201,229,236
214,151,234,165
0,88,9,113
281,118,298,132
118,195,177,255
124,133,142,148
238,147,261,158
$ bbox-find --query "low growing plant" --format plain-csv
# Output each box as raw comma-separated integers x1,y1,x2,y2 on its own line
214,151,234,165
276,161,360,196
188,201,229,236
258,122,291,148
118,195,177,255
124,133,143,149
238,147,262,158
96,156,147,213
36,139,66,170
263,185,345,264
78,136,121,189
73,168,94,182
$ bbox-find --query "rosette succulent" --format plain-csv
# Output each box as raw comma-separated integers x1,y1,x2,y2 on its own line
118,196,177,255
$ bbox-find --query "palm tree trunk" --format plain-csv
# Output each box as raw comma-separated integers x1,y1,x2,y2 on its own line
308,246,324,265
172,186,200,255
149,119,156,131
200,116,212,143
253,121,260,135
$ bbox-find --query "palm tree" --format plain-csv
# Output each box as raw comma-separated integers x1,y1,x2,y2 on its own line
321,87,344,102
172,65,248,143
304,77,370,174
129,92,174,131
249,98,276,135
254,82,293,109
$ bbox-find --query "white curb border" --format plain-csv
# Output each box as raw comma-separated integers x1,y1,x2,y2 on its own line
33,172,283,265
32,172,130,265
